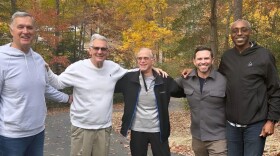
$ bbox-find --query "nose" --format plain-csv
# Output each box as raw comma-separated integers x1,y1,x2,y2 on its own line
22,27,28,33
237,29,242,35
201,58,206,63
97,49,103,53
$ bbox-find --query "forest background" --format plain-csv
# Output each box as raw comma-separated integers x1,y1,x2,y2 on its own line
1,0,280,77
1,1,280,155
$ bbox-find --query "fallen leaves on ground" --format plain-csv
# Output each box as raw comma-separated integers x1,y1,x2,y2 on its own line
112,103,280,156
47,104,280,156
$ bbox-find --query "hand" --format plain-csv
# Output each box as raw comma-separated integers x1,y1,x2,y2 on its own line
45,63,50,72
181,68,192,78
67,95,73,104
153,67,168,78
259,120,275,137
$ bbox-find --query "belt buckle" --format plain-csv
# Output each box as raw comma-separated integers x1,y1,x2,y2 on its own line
228,121,247,127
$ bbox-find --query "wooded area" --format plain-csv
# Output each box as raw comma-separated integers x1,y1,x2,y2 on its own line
1,0,280,76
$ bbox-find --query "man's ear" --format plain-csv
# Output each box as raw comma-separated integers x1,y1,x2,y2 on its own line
212,57,215,64
87,49,91,58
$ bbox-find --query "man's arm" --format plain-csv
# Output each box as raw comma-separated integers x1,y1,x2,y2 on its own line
114,73,127,93
44,83,71,104
168,76,186,98
260,52,280,137
0,67,3,96
265,53,280,122
46,65,74,90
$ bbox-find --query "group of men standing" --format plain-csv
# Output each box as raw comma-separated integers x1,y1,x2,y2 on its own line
0,11,279,156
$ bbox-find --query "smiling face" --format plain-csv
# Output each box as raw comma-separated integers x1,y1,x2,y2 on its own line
230,20,252,52
88,39,109,68
137,48,154,76
193,50,214,78
10,16,35,53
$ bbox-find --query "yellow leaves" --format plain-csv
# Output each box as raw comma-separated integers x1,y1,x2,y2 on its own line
113,0,173,53
120,20,172,53
0,22,9,32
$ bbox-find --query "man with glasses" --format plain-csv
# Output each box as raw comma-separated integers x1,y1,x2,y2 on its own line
115,48,185,156
47,34,127,156
47,34,167,156
219,19,280,156
182,19,280,156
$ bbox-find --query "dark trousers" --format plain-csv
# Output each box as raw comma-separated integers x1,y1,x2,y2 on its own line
226,121,266,156
0,130,44,156
130,130,171,156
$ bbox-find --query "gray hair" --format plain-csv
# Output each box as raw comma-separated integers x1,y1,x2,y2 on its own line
231,19,252,30
10,11,35,27
90,34,108,47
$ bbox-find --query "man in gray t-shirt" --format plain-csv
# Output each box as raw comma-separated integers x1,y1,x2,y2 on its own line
115,48,184,156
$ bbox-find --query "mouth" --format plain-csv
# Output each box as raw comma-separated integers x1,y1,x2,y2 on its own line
139,64,147,67
95,55,106,59
235,37,247,43
20,35,31,41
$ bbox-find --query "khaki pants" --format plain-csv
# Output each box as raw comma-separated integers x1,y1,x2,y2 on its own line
70,125,112,156
192,137,227,156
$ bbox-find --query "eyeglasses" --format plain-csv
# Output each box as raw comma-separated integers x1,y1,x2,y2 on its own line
90,46,108,52
231,27,250,34
136,57,152,61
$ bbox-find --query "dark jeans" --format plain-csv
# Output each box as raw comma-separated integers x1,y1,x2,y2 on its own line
226,121,266,156
0,130,45,156
130,130,170,156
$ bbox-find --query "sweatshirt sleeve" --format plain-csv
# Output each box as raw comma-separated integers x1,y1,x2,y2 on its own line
43,67,68,103
45,83,69,103
115,73,127,93
265,52,280,121
47,64,76,89
0,67,3,95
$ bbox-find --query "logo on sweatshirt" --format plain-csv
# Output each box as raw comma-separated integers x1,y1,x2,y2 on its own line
248,61,253,67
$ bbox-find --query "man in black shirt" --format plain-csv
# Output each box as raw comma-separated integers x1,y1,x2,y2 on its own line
219,19,280,156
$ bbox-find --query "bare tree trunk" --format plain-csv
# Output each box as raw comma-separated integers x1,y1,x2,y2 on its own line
74,25,77,61
234,0,243,20
54,0,60,73
224,0,233,52
10,0,17,15
209,0,218,66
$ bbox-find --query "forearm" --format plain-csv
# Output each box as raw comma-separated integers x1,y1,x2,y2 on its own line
47,68,68,89
45,84,69,103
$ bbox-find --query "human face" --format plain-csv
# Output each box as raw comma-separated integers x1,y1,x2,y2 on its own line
137,49,154,75
231,21,251,52
193,50,213,77
10,16,35,53
88,39,108,68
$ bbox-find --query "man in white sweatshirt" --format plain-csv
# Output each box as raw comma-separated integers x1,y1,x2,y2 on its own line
47,34,127,156
0,11,70,156
47,34,167,155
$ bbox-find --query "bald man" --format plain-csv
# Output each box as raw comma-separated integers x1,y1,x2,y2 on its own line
115,48,185,156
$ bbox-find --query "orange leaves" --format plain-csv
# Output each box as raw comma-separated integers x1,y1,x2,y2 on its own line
49,55,70,68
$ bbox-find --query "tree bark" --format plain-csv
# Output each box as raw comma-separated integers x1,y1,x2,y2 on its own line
234,0,243,20
10,0,17,15
224,0,233,52
209,0,218,65
55,0,60,73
